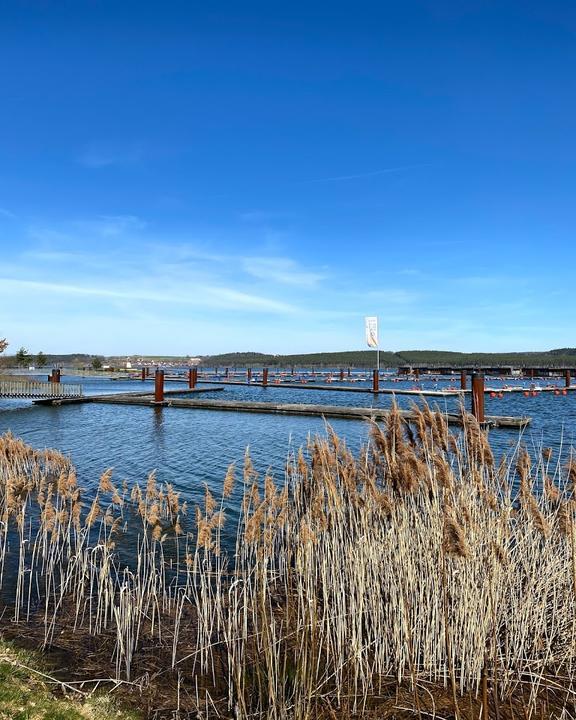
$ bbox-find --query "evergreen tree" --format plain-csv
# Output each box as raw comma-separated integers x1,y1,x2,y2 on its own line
15,347,30,367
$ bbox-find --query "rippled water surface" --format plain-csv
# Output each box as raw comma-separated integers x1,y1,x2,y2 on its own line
1,373,576,511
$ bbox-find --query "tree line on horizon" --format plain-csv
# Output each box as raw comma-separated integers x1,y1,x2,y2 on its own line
197,348,576,368
3,342,576,369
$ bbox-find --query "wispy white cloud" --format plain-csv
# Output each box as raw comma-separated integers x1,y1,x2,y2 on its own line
312,164,426,183
242,257,325,287
452,274,530,288
73,215,147,237
26,216,146,247
362,289,420,304
239,210,292,223
77,142,143,168
0,277,298,314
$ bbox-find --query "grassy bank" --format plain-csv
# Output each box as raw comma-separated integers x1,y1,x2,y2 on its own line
0,639,139,719
0,408,575,717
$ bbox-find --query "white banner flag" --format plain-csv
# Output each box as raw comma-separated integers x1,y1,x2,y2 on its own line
365,316,378,348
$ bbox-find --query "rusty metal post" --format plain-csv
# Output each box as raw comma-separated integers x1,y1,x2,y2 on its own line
291,365,295,376
51,369,61,384
262,368,269,386
247,368,252,383
414,368,420,381
188,368,196,388
225,367,229,379
141,367,146,381
566,369,571,388
373,368,379,393
154,369,165,403
471,372,485,423
348,367,351,377
460,370,467,390
339,368,344,381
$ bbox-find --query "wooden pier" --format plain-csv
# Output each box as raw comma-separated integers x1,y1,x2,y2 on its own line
33,390,530,429
0,378,83,400
32,386,222,406
157,376,463,397
149,375,576,398
202,380,462,397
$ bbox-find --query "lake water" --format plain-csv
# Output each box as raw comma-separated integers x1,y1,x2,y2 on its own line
1,373,575,516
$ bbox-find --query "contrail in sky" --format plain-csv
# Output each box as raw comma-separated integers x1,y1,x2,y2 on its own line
313,164,428,182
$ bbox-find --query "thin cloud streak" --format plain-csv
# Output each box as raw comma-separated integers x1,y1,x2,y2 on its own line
312,164,428,183
0,278,298,314
77,142,144,168
242,257,325,287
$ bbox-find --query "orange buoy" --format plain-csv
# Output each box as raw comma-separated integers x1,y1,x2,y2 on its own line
531,391,537,397
498,392,503,398
524,391,530,397
563,389,568,396
490,392,496,398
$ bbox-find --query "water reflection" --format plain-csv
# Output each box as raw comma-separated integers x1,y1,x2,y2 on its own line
1,374,575,513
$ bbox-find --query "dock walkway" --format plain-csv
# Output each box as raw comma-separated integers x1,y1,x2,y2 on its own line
0,378,83,399
157,376,576,396
33,390,530,428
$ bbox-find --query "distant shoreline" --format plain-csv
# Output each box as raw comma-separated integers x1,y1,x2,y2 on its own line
2,347,576,370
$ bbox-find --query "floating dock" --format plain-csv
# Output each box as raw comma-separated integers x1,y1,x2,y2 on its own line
133,375,576,396
33,391,530,429
147,376,462,397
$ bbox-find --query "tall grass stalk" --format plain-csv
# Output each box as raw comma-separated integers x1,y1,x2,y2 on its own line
0,406,575,718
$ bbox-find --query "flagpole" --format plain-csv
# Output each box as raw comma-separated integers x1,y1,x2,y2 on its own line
377,316,380,375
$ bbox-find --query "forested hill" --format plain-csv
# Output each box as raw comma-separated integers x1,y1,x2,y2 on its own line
199,349,576,368
4,349,576,369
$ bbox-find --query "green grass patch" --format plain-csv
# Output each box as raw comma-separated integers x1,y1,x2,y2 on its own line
0,640,140,720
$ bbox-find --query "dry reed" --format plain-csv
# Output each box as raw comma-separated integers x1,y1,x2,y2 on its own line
0,404,575,719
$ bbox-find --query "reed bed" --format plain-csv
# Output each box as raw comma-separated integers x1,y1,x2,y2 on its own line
0,404,575,718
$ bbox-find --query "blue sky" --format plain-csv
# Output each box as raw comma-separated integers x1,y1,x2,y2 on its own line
1,0,575,355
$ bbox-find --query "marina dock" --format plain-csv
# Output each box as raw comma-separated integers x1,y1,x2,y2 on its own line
33,390,530,428
128,374,576,396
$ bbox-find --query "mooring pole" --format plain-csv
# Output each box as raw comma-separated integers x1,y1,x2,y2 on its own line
471,372,485,423
339,368,344,381
373,368,379,393
225,367,229,379
348,367,351,377
414,368,420,381
262,368,269,386
141,367,146,381
460,369,467,390
188,368,196,389
154,369,165,403
247,368,252,383
566,369,571,388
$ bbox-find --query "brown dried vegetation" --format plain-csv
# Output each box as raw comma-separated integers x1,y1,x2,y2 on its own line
0,404,575,718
